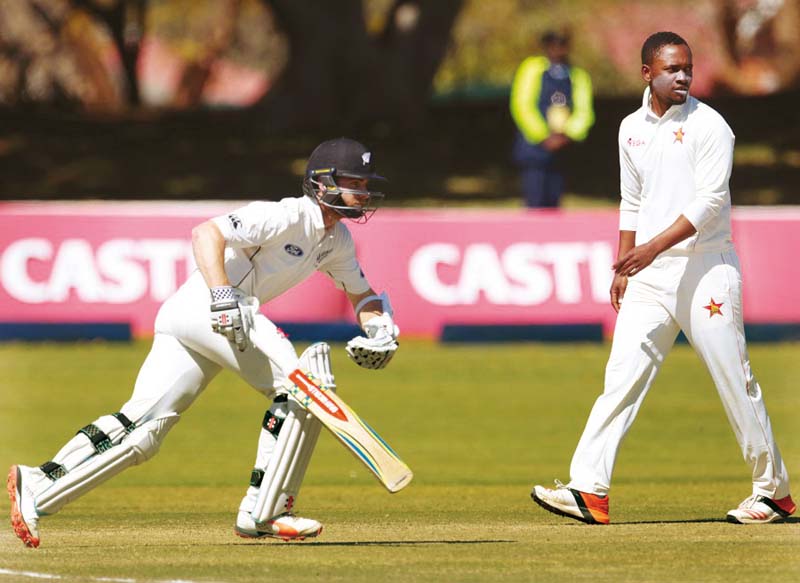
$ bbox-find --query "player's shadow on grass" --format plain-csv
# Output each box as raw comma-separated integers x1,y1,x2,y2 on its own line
234,539,515,547
618,516,800,525
612,518,727,526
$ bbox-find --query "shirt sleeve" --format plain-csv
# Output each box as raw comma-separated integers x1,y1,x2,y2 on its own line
320,225,371,295
211,201,289,248
618,124,641,231
682,114,734,231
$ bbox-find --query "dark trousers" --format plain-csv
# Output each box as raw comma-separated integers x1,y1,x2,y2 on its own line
512,133,564,208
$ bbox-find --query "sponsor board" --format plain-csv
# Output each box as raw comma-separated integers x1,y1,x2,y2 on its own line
2,237,194,304
2,203,799,337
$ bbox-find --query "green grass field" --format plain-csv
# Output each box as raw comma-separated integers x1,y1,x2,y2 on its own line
1,340,798,582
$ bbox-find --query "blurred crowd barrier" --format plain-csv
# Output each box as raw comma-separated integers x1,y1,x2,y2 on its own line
1,202,799,341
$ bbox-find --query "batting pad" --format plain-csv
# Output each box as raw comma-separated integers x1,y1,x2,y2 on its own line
251,343,334,523
35,413,179,515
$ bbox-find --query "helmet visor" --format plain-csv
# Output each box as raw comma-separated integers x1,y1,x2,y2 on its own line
310,174,385,223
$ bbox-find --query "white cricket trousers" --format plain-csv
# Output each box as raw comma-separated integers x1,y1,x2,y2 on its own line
568,249,790,499
120,280,296,423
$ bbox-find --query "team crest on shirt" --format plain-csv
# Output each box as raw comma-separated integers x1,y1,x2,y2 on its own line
284,243,304,257
703,298,723,317
673,127,685,143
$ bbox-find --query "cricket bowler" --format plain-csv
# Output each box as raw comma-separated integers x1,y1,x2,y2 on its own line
8,137,401,547
532,32,795,525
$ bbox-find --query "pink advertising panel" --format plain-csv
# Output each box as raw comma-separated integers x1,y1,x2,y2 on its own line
1,202,799,338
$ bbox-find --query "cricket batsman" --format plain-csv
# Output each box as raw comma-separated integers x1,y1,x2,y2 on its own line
8,137,401,548
532,32,795,525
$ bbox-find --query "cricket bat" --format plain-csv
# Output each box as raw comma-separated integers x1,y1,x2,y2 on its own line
246,311,413,493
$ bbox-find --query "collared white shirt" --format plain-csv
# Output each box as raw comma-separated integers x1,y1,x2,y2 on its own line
199,195,370,302
618,87,735,253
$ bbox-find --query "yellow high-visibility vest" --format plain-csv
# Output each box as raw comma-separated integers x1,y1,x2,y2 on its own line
510,56,595,144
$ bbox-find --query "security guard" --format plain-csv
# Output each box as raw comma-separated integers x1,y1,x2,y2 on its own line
510,29,595,207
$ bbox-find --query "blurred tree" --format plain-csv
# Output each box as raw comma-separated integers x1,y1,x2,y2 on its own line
0,0,116,108
169,0,242,108
715,0,800,95
256,0,464,129
143,0,287,108
5,0,800,116
0,0,464,126
71,0,147,105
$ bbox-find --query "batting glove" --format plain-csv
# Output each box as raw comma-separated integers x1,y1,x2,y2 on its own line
210,286,248,351
346,313,400,370
362,313,399,342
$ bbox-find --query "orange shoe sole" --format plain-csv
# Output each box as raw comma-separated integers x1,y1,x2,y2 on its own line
234,524,321,542
531,488,609,525
7,466,40,548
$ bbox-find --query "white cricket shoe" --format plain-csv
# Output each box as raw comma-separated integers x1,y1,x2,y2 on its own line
531,480,610,525
235,510,322,541
726,493,796,524
7,465,41,548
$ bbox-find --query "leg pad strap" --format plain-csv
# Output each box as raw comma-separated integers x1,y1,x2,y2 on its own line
40,461,67,481
250,468,265,488
262,409,285,437
77,412,138,455
78,424,113,454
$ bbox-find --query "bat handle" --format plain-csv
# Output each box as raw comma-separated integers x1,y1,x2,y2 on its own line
242,299,301,375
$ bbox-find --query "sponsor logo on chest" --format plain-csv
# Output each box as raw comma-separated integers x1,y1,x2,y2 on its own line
284,243,304,257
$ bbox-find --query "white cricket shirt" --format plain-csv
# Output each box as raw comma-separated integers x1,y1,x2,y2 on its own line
618,87,735,253
187,195,370,302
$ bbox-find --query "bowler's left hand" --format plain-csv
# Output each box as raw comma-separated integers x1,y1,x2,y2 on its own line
613,242,658,277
